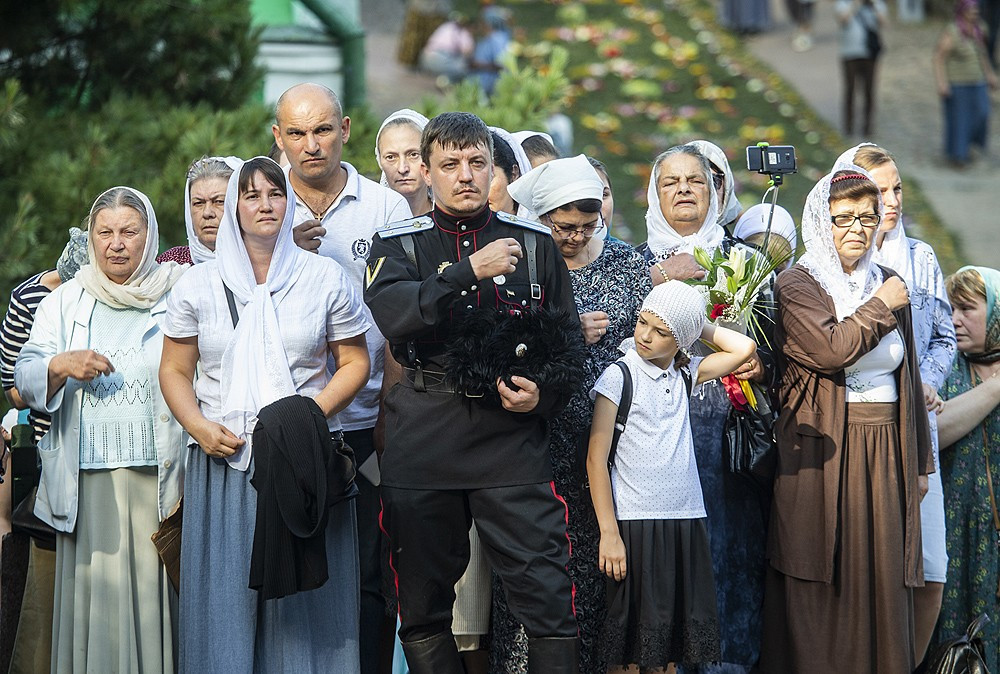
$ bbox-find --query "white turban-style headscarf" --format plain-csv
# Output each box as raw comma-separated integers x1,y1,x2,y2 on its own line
216,157,308,471
506,154,604,218
734,203,798,251
689,139,742,227
797,164,885,321
185,156,242,265
644,147,723,258
835,142,914,287
76,187,186,309
375,109,430,189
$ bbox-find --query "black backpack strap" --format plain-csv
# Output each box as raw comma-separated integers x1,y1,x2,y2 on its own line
524,231,541,309
223,284,240,328
608,360,634,467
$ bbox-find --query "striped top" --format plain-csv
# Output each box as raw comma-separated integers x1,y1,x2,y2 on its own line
1,270,54,441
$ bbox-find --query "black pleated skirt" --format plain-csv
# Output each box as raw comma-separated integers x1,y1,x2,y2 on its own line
602,518,722,668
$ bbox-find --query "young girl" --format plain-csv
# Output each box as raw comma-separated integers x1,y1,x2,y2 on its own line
587,280,757,673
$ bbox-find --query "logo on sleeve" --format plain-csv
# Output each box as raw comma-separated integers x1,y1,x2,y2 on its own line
365,257,386,288
352,238,371,260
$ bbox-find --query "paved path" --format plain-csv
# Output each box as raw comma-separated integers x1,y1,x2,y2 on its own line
746,0,1000,267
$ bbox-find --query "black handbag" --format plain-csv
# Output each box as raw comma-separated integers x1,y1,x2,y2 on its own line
723,384,777,490
925,613,991,674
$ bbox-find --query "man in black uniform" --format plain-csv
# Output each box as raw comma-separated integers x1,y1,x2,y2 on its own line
364,112,580,673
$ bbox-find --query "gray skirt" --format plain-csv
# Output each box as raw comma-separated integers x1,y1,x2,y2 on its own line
178,445,360,673
52,467,175,674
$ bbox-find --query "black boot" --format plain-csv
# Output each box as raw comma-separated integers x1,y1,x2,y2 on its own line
527,636,579,674
400,631,465,674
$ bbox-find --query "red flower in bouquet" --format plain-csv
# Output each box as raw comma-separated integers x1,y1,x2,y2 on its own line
710,303,729,320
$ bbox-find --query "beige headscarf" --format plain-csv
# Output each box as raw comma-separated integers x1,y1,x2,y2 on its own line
76,186,185,309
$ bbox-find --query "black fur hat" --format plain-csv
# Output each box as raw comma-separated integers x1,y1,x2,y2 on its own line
444,307,587,405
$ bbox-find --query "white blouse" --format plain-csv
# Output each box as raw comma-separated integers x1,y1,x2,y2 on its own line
161,256,370,433
845,329,904,402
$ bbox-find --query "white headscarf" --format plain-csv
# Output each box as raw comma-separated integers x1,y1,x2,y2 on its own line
185,156,242,265
797,165,884,320
76,186,186,309
689,139,742,227
644,147,723,257
216,157,308,471
490,126,533,179
640,280,707,349
835,142,914,286
375,109,430,188
734,203,798,251
506,154,604,217
511,129,554,147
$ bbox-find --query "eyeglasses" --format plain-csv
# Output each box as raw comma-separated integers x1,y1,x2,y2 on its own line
546,215,603,239
830,213,881,229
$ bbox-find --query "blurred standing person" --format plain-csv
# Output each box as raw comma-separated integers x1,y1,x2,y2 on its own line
419,13,475,84
845,143,957,663
931,265,1000,670
15,186,187,673
837,0,888,137
0,229,88,674
377,109,432,216
720,0,770,34
933,0,998,168
469,7,511,96
789,0,817,51
398,0,450,68
272,83,410,674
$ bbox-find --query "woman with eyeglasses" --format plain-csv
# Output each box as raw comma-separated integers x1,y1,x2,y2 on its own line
490,155,651,674
636,144,771,674
761,168,932,672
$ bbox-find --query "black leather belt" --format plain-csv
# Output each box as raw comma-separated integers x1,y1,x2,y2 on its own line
400,367,456,394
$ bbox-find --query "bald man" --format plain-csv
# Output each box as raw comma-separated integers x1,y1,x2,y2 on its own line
273,83,409,674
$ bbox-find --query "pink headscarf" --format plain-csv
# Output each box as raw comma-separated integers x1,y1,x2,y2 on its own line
956,0,984,42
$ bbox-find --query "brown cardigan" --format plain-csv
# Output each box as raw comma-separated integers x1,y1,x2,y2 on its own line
767,264,933,587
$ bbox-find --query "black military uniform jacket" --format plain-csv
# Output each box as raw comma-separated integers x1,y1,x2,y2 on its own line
363,205,579,489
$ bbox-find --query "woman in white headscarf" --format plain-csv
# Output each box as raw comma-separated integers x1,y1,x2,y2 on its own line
734,202,799,272
492,155,650,674
689,139,744,230
15,186,187,673
159,157,371,671
376,109,432,217
760,167,932,673
487,126,535,220
841,142,956,662
637,144,770,674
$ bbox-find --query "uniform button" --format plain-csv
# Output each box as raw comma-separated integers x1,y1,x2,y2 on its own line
461,290,468,296
159,414,170,423
467,305,474,310
163,459,172,469
460,225,467,231
470,285,477,291
521,300,528,306
462,240,470,248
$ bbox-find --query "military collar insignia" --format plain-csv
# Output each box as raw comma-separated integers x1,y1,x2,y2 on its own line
495,211,551,235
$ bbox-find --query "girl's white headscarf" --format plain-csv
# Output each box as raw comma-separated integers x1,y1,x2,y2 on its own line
644,147,723,257
375,109,430,188
506,154,604,217
689,139,742,227
835,142,914,287
734,203,798,251
216,157,308,471
185,156,242,265
76,186,186,309
797,164,884,321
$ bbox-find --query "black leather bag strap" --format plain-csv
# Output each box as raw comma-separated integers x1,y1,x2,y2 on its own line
223,284,240,328
399,234,424,390
524,231,541,309
607,361,634,468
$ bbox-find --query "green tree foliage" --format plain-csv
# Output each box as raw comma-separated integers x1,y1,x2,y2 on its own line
0,0,263,110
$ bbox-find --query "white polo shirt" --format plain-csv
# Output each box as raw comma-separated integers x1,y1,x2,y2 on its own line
591,343,707,521
288,161,410,431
